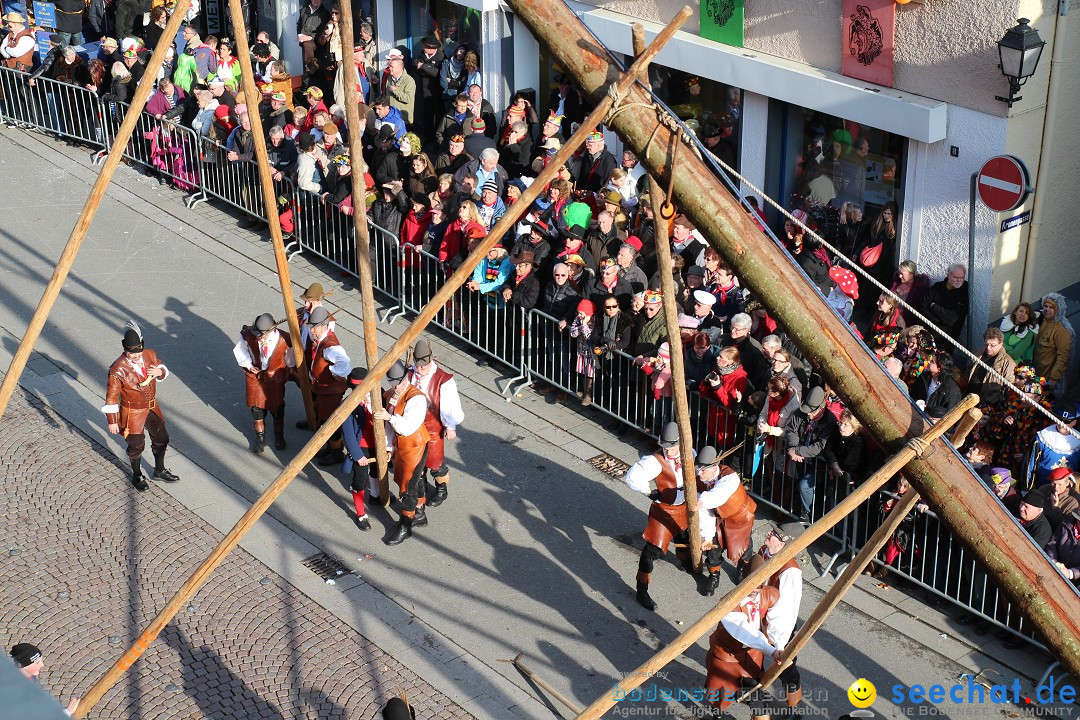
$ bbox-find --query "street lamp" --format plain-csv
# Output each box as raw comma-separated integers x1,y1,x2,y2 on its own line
996,18,1045,108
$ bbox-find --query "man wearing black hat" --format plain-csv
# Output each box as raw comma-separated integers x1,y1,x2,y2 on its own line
9,642,81,714
407,339,464,508
755,520,806,714
304,306,352,465
509,221,553,277
103,322,179,491
342,367,379,530
697,445,758,595
701,116,737,176
624,421,695,611
234,313,296,453
374,360,430,544
413,34,444,140
785,385,838,523
1016,488,1053,550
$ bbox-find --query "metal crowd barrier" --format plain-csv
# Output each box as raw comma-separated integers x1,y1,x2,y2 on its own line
0,59,1067,649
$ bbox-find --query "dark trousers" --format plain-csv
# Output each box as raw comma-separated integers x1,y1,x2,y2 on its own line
126,412,169,462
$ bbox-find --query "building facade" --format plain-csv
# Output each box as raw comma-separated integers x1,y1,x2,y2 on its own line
317,0,1075,335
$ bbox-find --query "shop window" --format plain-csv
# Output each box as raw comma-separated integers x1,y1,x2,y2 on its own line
647,65,742,171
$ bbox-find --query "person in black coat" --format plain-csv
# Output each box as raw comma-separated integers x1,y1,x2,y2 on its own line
503,250,541,310
542,264,581,324
910,351,963,417
1015,489,1053,550
499,121,533,180
919,264,970,345
571,132,617,194
585,261,633,312
411,34,444,140
546,74,583,139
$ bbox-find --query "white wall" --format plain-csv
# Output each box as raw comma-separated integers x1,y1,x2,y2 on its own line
738,91,768,202
913,106,1008,338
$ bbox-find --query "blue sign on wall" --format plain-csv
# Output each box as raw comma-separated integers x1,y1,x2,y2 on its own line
1000,210,1032,233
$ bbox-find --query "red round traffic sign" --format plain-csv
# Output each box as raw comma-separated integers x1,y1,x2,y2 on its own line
977,155,1030,212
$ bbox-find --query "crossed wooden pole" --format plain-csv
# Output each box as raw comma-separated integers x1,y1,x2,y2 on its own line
69,12,691,715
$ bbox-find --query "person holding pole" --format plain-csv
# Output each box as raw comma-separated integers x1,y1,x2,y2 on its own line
703,553,777,719
406,338,464,508
303,307,351,465
102,322,180,492
696,445,757,596
624,421,695,611
233,313,295,453
755,521,806,714
375,360,430,545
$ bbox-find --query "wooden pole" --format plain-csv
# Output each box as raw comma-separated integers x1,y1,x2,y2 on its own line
505,0,1080,684
632,23,701,574
336,0,391,500
0,0,192,421
512,653,585,716
71,23,689,715
224,0,318,430
738,489,923,701
568,394,976,720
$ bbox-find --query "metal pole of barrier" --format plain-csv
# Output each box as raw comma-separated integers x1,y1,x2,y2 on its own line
224,0,318,431
503,307,529,397
338,0,391,502
0,0,194,423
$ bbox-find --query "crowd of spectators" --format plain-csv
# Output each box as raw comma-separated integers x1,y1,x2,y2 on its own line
4,4,1080,628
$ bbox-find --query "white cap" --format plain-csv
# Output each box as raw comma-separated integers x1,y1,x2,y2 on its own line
693,290,716,307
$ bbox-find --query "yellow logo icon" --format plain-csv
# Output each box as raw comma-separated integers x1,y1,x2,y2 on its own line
848,678,877,708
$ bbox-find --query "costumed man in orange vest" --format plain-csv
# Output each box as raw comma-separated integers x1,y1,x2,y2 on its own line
233,313,295,453
304,306,351,465
375,360,430,545
696,445,758,596
341,366,378,531
102,321,180,491
624,421,696,611
406,338,464,508
704,554,777,719
756,521,806,714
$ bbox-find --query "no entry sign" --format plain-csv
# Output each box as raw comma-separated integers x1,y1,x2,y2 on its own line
977,155,1031,212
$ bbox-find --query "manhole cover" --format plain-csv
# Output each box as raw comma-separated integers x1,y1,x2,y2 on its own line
301,553,354,581
588,453,630,478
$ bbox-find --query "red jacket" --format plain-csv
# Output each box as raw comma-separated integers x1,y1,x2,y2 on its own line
438,218,485,264
700,365,748,448
400,208,433,268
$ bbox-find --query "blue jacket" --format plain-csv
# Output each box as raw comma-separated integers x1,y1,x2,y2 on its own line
375,107,407,141
341,405,374,474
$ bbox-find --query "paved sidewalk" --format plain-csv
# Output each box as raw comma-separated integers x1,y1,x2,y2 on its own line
0,382,472,719
0,126,1069,720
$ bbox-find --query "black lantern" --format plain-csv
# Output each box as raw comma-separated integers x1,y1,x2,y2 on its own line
996,18,1045,108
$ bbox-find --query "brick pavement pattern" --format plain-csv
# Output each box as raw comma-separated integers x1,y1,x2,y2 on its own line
0,384,473,720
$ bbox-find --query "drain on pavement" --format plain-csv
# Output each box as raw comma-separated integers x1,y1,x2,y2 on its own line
588,453,630,478
301,553,354,581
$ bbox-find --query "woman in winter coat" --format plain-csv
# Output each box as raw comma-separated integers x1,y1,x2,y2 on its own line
853,201,898,319
910,351,962,417
756,375,800,472
890,260,930,326
1000,301,1039,366
700,345,748,450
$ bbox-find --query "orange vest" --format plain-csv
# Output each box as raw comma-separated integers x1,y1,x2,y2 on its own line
387,384,430,450
306,331,348,395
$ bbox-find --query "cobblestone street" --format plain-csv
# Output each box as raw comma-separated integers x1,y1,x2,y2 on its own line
0,383,473,719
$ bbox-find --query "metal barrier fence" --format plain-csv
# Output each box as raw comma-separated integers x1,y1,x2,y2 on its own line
1,60,1067,649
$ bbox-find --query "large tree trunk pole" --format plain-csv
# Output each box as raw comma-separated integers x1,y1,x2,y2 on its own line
337,0,391,500
505,0,1080,685
70,23,689,715
512,653,585,716
225,0,318,429
741,489,923,701
0,0,192,421
632,23,701,574
568,394,977,720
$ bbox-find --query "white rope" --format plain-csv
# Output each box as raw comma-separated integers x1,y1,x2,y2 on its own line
633,92,1079,441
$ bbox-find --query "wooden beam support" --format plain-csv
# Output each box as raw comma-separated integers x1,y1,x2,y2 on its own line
505,0,1080,685
223,0,318,428
632,23,701,574
0,0,193,421
337,0,391,499
567,395,976,720
69,21,690,714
